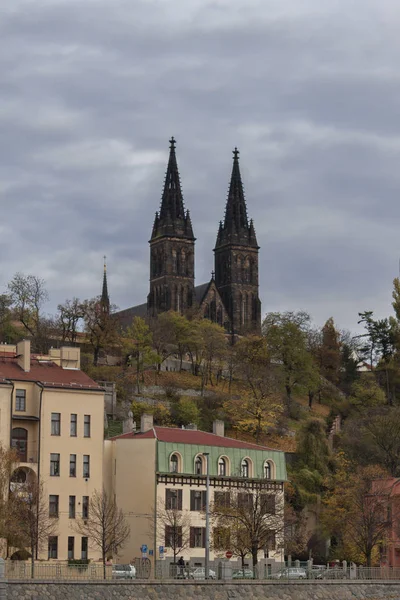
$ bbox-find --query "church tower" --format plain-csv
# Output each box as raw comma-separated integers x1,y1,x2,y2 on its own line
214,148,261,336
100,256,110,315
147,138,195,317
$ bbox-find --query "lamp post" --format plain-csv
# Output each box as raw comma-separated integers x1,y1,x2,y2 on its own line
203,452,210,580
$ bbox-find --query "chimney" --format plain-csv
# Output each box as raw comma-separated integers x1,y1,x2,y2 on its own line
141,413,154,433
16,340,31,373
213,420,224,437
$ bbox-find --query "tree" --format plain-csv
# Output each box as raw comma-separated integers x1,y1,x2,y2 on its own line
263,311,318,407
82,298,120,366
16,478,57,577
349,375,386,409
149,312,178,370
74,489,130,578
122,317,159,393
7,273,49,351
211,488,284,571
322,458,394,566
196,320,227,391
0,445,21,553
56,298,84,343
170,396,200,427
319,318,342,385
152,499,191,565
296,419,330,475
363,409,400,477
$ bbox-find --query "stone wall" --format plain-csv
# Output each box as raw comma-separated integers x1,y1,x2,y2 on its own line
6,581,400,600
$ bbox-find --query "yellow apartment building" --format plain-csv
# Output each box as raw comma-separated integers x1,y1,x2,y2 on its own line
0,340,104,562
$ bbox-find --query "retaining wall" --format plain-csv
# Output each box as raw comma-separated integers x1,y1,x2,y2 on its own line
6,580,400,600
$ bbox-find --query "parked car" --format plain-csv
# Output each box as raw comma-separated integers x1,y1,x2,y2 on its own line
232,569,254,579
317,568,347,580
189,567,216,580
271,567,307,580
112,564,136,579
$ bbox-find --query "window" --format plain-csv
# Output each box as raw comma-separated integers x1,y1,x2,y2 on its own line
241,458,250,478
15,389,26,412
69,495,76,519
11,428,28,462
165,525,182,548
81,537,88,560
261,495,276,515
68,537,75,560
70,414,77,437
70,454,76,477
213,527,230,550
48,536,58,559
82,496,89,519
50,453,60,477
214,491,230,508
266,531,276,551
84,415,91,438
264,461,272,480
49,495,59,518
238,493,253,510
165,488,182,510
190,490,206,511
170,454,179,473
195,456,203,475
218,457,227,477
51,413,61,436
83,455,90,478
190,527,206,548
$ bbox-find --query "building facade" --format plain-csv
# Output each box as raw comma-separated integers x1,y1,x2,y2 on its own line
104,415,286,570
0,340,104,562
116,139,261,336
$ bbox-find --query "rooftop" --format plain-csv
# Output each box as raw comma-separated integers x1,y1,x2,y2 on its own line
112,425,280,452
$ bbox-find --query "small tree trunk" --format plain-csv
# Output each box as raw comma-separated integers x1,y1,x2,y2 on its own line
308,390,314,409
285,384,292,407
93,346,99,366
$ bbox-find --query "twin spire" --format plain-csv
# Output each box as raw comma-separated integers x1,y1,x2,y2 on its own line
151,137,194,240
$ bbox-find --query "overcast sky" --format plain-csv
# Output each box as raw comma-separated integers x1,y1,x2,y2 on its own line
1,0,399,333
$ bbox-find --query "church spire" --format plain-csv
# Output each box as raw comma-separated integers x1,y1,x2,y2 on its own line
215,148,258,249
101,256,110,314
151,138,195,241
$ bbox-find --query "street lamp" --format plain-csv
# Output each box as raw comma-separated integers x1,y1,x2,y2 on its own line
203,452,210,580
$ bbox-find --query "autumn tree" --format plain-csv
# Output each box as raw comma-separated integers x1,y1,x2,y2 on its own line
319,318,341,385
195,320,227,390
149,312,178,370
0,446,21,553
225,336,282,443
74,489,130,578
211,488,283,571
151,498,191,565
82,297,120,366
122,317,159,393
322,458,394,566
263,311,318,407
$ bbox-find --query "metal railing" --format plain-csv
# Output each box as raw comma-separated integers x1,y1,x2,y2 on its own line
5,561,112,581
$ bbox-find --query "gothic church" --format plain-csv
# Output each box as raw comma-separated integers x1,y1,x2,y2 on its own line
116,138,261,337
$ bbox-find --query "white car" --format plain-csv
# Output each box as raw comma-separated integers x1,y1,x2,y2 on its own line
271,567,307,580
189,567,216,580
112,564,136,579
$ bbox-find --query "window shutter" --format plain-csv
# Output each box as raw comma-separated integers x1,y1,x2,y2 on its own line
190,490,194,511
178,489,183,510
190,527,195,548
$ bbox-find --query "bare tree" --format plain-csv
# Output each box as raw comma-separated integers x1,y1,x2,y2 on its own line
8,273,49,346
74,489,130,578
82,298,120,366
56,298,85,343
150,499,191,565
211,488,284,571
16,478,57,578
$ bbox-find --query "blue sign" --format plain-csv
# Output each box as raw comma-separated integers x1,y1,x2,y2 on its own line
159,545,164,555
149,550,153,556
141,544,148,553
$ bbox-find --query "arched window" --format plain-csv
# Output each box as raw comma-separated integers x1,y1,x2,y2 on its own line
241,458,250,478
244,257,250,283
264,460,275,480
170,453,180,473
172,249,177,274
204,304,210,319
218,457,227,476
237,256,242,282
217,306,223,326
180,249,186,275
194,455,204,475
12,428,28,462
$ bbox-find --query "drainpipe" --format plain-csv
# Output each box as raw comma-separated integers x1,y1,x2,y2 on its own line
35,382,44,561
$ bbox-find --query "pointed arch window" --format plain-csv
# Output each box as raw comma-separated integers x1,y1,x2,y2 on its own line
172,250,177,274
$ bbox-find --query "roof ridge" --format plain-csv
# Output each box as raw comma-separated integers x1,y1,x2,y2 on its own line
153,425,275,451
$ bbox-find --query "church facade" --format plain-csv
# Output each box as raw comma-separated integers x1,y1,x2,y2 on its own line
116,138,261,337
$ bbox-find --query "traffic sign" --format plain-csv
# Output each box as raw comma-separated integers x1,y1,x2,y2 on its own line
226,551,233,559
159,546,164,555
141,544,148,553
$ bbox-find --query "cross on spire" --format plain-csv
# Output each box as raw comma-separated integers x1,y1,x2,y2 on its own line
233,147,239,160
169,136,176,150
